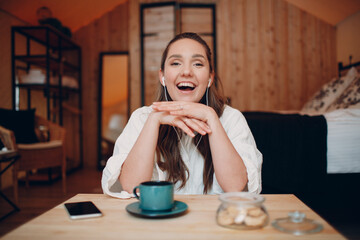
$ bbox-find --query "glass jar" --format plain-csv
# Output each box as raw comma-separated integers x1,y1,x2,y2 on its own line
216,192,269,230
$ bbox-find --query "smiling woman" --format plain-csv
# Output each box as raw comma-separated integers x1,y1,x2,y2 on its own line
159,40,212,104
101,32,262,199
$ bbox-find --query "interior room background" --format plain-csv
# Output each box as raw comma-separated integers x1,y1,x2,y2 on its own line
1,0,359,185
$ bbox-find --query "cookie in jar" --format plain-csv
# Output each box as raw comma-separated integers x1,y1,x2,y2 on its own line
216,192,269,230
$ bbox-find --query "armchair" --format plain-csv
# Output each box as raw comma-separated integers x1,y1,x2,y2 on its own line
0,115,66,204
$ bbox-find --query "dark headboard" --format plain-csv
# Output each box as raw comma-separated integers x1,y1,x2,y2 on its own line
338,55,360,77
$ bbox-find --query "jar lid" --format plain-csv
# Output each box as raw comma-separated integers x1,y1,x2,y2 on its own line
272,211,323,235
219,192,265,205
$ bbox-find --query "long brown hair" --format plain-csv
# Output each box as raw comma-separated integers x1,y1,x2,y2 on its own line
156,32,226,193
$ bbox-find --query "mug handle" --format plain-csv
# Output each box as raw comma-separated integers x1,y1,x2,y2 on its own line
133,186,140,199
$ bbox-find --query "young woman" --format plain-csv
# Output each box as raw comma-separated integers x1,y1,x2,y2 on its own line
102,32,262,198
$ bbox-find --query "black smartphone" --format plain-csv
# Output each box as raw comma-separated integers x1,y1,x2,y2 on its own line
64,201,103,220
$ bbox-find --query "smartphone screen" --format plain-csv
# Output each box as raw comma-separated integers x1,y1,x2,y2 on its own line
64,201,103,220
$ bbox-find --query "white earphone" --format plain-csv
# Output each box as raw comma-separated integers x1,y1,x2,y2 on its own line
208,78,211,88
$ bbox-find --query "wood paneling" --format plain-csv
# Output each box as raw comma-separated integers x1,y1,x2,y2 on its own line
144,6,174,33
73,2,129,168
337,11,360,65
260,0,277,109
181,8,213,33
143,5,175,105
129,0,142,113
0,12,26,110
217,0,336,111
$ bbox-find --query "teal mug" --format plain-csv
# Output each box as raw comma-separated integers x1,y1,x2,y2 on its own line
133,181,174,211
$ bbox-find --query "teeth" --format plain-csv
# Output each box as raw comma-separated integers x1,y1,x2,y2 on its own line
177,82,195,88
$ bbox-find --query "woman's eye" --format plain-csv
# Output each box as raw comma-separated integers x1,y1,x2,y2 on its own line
170,62,180,66
194,62,204,67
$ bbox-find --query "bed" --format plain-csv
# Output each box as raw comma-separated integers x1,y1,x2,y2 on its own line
242,61,360,232
242,61,360,195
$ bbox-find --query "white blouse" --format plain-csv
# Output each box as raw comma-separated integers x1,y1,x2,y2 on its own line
101,105,262,198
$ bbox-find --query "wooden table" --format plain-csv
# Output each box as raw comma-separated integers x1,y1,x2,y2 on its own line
2,194,345,239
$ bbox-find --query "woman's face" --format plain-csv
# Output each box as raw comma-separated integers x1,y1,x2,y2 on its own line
160,38,212,103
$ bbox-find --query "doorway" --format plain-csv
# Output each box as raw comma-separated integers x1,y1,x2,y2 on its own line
98,52,129,169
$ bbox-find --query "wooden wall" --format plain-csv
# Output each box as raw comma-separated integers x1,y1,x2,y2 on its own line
217,0,336,111
129,0,336,112
337,11,360,64
73,0,336,168
0,10,27,110
73,2,129,168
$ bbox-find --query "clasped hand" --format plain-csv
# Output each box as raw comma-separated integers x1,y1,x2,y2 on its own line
151,101,216,137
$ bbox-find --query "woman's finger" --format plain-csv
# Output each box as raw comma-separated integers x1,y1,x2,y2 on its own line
152,102,185,112
153,101,207,121
182,118,210,135
155,112,195,137
190,118,212,134
172,118,195,137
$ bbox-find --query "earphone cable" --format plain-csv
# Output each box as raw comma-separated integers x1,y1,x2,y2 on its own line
163,83,205,160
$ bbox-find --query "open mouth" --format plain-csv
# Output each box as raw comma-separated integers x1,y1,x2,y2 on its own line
177,82,195,91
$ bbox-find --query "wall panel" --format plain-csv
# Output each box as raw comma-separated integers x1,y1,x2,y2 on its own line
217,0,336,111
337,11,360,64
260,0,277,110
73,3,129,168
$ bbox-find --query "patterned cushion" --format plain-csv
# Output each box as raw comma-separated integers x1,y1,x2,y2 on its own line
326,76,360,111
302,67,358,115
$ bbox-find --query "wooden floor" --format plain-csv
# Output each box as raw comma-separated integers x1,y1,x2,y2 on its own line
1,168,359,239
0,168,102,237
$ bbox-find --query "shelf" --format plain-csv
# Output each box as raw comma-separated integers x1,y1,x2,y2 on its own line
15,55,79,73
16,83,80,93
13,26,80,50
12,25,83,168
62,103,82,115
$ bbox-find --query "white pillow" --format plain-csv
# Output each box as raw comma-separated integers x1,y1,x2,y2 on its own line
326,76,360,111
346,67,358,78
301,67,358,115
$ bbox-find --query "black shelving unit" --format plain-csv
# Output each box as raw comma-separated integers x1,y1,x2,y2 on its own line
11,26,83,168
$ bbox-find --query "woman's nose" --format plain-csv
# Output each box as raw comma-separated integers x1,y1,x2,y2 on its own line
181,63,193,77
